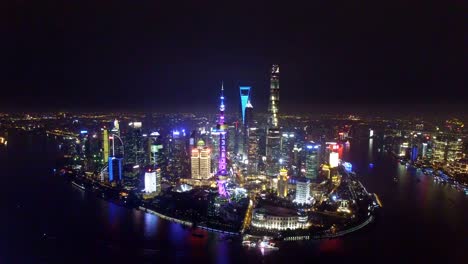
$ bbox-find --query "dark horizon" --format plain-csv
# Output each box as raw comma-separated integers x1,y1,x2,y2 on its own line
3,1,466,112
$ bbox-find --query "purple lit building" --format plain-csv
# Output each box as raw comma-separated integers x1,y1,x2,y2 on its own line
217,83,227,176
216,83,229,198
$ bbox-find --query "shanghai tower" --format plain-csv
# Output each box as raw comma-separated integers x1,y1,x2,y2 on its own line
268,64,280,128
266,65,281,176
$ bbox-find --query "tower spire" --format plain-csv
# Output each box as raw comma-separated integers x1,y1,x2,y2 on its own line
217,81,228,178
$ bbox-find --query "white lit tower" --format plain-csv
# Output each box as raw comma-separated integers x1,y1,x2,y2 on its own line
266,65,281,176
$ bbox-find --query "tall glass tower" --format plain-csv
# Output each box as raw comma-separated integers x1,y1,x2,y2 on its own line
239,86,251,125
266,65,281,176
268,65,280,128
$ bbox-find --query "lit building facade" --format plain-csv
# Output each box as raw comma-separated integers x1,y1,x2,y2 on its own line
266,128,281,175
305,143,320,180
167,129,189,179
144,171,157,193
247,127,259,174
251,206,309,230
266,64,281,176
295,179,311,205
239,86,251,125
432,137,447,164
108,156,123,182
329,152,339,168
125,122,145,165
191,140,212,180
102,128,109,164
447,138,463,163
147,132,163,166
277,168,288,198
217,84,228,176
267,64,280,128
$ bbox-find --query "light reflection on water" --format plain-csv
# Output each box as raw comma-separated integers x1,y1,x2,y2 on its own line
4,131,467,263
144,211,158,238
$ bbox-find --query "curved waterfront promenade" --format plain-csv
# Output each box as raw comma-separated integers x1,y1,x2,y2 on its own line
138,206,240,236
312,215,375,240
138,206,193,227
283,215,375,241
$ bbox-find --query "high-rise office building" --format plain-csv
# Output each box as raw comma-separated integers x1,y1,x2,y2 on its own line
295,178,311,205
144,171,157,193
432,137,447,164
148,132,163,166
108,156,123,182
447,138,463,163
268,64,280,128
191,140,212,180
266,128,281,175
125,122,145,165
247,127,259,175
102,128,109,165
111,119,120,136
280,132,295,166
410,145,418,162
144,167,161,194
167,129,189,179
277,168,288,198
329,152,339,168
239,86,251,125
266,64,281,176
422,143,428,158
305,143,320,180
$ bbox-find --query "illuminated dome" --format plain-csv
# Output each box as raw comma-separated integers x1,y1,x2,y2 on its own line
197,139,205,147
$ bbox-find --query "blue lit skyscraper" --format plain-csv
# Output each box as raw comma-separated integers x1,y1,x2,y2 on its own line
411,145,418,162
108,156,123,182
239,86,251,125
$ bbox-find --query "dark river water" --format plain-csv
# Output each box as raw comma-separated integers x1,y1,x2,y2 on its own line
2,133,467,263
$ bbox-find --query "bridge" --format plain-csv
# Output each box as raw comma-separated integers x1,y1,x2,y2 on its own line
46,129,79,139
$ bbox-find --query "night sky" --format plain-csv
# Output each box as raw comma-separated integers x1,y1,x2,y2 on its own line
2,1,466,113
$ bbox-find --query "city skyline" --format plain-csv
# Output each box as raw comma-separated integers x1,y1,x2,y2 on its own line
3,1,467,262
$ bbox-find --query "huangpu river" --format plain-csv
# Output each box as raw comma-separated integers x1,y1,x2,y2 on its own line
3,132,467,263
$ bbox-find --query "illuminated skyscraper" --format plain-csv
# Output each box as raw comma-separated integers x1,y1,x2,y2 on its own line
432,137,447,164
266,64,281,176
277,168,288,198
147,132,163,166
125,122,144,165
191,139,212,179
108,156,123,182
167,129,188,179
144,171,157,193
329,152,339,168
280,132,295,166
410,145,418,162
102,128,109,164
245,100,259,174
447,138,463,163
268,64,280,128
217,83,227,176
239,86,251,125
111,119,120,136
305,143,320,180
266,128,281,175
295,178,311,205
144,167,161,194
